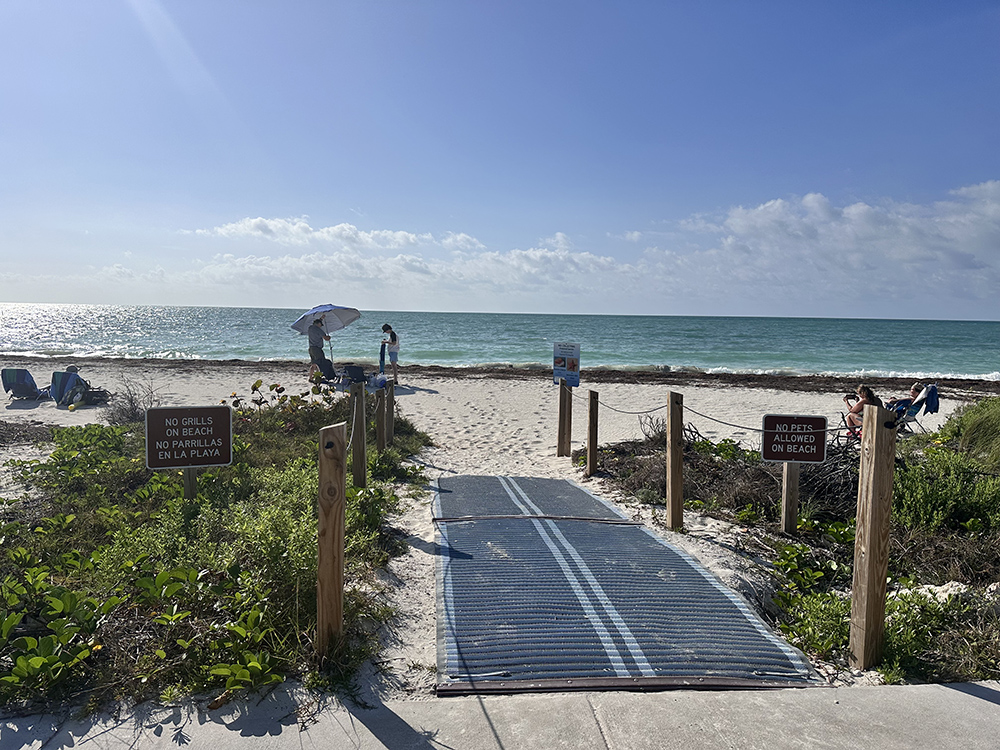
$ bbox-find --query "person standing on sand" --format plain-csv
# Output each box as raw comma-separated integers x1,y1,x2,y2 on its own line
381,323,400,384
308,318,336,381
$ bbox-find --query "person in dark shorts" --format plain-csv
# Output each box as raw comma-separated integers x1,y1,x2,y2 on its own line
308,318,336,380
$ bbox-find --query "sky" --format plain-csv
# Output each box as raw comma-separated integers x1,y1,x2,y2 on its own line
1,1,999,320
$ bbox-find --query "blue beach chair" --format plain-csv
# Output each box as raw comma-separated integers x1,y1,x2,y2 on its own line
50,369,111,407
892,384,940,434
50,370,87,406
2,368,50,400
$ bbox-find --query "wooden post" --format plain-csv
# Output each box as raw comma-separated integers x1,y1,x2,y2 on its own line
557,379,573,457
386,382,395,445
182,467,198,499
375,388,386,452
781,461,801,535
849,403,897,669
316,422,347,659
587,390,599,477
350,382,367,488
665,391,684,530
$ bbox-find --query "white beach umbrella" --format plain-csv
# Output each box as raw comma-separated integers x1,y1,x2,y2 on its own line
291,304,362,336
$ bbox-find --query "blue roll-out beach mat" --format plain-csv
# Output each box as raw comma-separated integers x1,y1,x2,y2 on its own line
434,475,823,695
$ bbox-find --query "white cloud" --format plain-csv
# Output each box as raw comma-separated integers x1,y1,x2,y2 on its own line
195,218,431,250
649,182,1000,315
540,232,574,252
441,232,486,252
4,182,998,317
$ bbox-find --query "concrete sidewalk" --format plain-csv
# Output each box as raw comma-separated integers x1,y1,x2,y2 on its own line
5,681,1000,749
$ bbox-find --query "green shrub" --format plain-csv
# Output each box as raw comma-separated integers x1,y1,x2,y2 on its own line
893,448,1000,532
880,591,970,683
1,378,431,710
777,592,850,661
939,397,1000,471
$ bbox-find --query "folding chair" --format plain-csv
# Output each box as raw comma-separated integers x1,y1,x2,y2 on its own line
50,370,87,406
2,368,50,400
894,384,940,434
341,365,368,387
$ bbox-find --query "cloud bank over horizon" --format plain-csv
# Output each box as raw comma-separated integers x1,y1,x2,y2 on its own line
2,181,998,320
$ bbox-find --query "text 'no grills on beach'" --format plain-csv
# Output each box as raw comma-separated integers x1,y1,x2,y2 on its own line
145,405,233,470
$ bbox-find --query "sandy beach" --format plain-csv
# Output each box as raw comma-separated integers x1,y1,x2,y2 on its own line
3,356,991,444
3,357,998,699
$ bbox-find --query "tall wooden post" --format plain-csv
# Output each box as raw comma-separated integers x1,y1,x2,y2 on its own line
587,390,599,477
557,379,573,457
350,382,367,488
316,422,347,659
781,461,801,534
849,404,897,669
665,391,684,530
375,389,386,452
386,382,395,445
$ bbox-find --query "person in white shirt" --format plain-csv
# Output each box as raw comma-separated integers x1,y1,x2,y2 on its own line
381,324,400,384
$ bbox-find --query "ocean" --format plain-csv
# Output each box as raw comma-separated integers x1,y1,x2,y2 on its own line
1,303,998,381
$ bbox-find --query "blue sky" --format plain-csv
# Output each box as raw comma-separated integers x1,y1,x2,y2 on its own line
2,1,998,319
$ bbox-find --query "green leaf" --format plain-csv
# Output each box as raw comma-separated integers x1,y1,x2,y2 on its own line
162,582,184,599
1,611,23,641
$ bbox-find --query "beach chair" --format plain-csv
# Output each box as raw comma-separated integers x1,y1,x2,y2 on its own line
834,412,862,446
892,384,940,435
339,365,368,389
2,368,50,400
50,370,112,407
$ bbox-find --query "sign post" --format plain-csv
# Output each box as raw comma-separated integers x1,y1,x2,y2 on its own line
553,342,580,388
146,406,233,498
761,414,827,534
554,343,580,458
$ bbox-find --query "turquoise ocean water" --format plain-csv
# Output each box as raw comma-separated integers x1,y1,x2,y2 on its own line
1,303,997,381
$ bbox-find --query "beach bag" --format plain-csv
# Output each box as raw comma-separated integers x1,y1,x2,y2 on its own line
62,379,88,406
82,388,111,405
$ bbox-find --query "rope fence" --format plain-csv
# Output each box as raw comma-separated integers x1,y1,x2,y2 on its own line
568,385,853,435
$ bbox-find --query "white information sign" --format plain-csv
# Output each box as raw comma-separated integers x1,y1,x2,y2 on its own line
553,342,581,387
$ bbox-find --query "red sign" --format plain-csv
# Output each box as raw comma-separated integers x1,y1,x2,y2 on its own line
761,414,827,464
146,406,233,470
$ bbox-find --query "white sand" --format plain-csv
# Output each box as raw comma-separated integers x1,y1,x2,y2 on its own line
0,359,967,697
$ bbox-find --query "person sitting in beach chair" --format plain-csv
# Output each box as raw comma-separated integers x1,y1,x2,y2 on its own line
886,382,924,414
842,384,882,437
50,368,111,407
890,383,939,434
2,368,50,400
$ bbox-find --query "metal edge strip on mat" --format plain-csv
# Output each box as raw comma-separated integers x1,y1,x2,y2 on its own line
432,477,450,683
437,674,828,697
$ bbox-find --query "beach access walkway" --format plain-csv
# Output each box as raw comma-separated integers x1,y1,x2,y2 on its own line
433,475,822,695
7,474,1000,747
